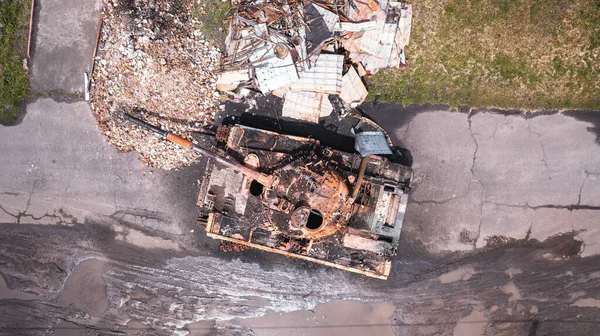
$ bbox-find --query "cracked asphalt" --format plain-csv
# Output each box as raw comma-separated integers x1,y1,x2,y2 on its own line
1,99,600,335
364,104,600,256
2,0,600,334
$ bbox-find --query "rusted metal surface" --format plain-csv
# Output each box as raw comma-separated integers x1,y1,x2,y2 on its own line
197,124,412,279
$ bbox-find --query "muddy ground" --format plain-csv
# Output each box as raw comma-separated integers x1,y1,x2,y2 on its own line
1,0,600,334
1,99,600,336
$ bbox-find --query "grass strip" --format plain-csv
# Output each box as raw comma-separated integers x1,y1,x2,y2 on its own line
368,0,600,110
0,0,30,123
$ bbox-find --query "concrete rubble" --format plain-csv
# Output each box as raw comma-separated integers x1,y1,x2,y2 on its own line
218,0,412,120
89,0,411,169
90,0,222,169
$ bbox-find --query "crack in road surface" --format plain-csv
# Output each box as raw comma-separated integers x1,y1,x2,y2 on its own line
3,99,600,335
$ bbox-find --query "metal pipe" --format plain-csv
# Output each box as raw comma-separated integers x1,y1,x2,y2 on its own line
123,114,167,137
350,155,370,200
27,0,34,59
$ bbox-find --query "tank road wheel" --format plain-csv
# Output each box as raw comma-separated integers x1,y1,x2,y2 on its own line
197,212,209,227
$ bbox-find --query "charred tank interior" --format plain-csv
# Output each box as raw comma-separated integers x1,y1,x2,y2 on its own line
197,124,412,279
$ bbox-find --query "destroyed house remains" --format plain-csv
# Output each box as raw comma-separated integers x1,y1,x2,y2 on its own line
217,0,412,122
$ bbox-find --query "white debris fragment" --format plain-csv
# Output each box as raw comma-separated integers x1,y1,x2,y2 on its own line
340,67,368,107
282,91,323,123
290,53,344,94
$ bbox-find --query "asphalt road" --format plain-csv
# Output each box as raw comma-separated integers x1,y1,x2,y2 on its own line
29,0,102,94
2,0,600,335
1,99,600,336
362,103,600,256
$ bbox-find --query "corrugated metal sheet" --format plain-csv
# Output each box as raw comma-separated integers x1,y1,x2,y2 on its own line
281,91,323,123
290,53,343,94
399,4,412,47
355,131,393,156
356,21,398,71
250,38,299,93
334,21,377,32
312,3,340,32
319,94,334,118
304,4,333,57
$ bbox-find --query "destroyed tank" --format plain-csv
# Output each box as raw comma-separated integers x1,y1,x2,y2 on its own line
197,124,411,279
125,114,411,279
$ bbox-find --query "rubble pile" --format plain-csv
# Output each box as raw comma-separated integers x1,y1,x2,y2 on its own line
91,0,221,169
217,0,412,122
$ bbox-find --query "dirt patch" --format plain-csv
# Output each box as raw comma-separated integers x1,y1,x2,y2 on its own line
572,298,600,308
0,273,37,300
544,233,584,258
439,266,476,284
502,282,522,301
53,320,89,336
115,228,180,250
58,258,109,317
453,309,487,336
185,319,216,336
233,300,396,336
485,235,519,248
505,267,523,279
123,319,149,335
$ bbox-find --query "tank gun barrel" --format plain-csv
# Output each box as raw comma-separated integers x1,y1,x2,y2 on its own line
123,114,276,188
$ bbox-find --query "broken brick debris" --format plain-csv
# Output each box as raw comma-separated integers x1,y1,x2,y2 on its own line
218,0,413,122
90,0,221,170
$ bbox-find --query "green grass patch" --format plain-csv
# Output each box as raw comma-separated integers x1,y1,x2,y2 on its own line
193,0,232,49
0,0,30,123
368,0,600,110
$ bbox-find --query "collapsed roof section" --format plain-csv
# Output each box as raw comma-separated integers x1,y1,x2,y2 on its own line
217,0,412,122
